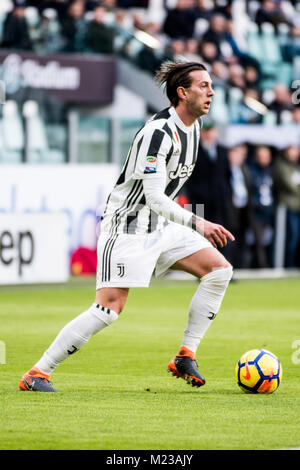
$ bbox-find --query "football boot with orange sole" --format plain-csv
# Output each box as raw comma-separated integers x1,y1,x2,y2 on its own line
168,346,205,388
19,367,59,393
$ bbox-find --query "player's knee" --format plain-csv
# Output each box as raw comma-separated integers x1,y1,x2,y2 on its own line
218,263,233,280
95,289,128,315
201,265,233,288
104,297,125,315
220,264,233,283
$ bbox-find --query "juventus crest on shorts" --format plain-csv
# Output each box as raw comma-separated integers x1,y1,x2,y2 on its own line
101,106,202,235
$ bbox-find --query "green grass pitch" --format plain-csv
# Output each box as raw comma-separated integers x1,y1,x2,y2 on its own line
1,277,300,450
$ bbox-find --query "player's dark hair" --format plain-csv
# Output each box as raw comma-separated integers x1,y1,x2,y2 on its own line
155,61,207,107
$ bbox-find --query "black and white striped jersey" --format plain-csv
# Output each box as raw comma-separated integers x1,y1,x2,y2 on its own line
101,106,201,235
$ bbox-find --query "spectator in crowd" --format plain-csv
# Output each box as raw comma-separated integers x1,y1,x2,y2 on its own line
201,13,228,58
210,60,229,87
226,144,253,268
225,17,261,70
86,4,115,54
281,24,300,62
213,0,233,19
198,40,221,65
35,8,63,53
235,88,264,124
101,0,118,13
255,0,290,32
184,38,202,62
249,145,275,268
273,145,300,267
114,8,133,29
200,12,257,70
164,39,202,71
144,21,163,41
268,83,294,124
166,39,186,62
227,63,246,90
27,0,70,21
244,65,260,89
1,0,33,50
193,0,213,22
163,0,197,40
291,106,300,124
185,123,231,228
60,0,87,52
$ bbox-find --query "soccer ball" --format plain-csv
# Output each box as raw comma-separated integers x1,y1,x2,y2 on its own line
235,349,282,394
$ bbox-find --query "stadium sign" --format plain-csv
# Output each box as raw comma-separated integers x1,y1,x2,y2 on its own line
0,51,115,103
0,164,119,275
0,213,69,284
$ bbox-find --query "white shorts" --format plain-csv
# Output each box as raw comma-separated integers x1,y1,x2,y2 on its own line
96,222,212,289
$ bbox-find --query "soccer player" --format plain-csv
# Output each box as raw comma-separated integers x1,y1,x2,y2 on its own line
19,61,234,392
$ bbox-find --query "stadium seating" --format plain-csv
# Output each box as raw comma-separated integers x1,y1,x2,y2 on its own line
0,100,24,163
22,100,49,163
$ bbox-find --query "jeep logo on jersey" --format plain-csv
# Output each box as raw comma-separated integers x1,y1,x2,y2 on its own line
169,163,195,180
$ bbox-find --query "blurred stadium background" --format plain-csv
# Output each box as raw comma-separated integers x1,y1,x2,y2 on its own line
0,0,300,286
1,0,300,452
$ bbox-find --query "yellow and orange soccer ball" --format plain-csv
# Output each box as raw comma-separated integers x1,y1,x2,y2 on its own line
235,349,282,394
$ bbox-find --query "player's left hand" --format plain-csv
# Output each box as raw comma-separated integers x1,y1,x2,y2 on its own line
195,218,235,248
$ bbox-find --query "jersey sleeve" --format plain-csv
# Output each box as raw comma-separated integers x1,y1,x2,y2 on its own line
143,174,194,228
132,127,172,180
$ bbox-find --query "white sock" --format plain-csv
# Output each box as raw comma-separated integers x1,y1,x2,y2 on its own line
35,303,118,375
182,266,233,353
